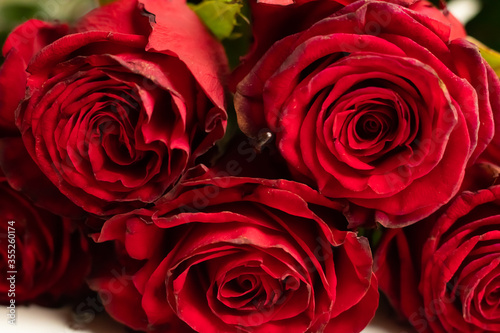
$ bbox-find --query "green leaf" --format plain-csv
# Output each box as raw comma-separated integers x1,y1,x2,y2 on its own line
0,3,40,60
189,0,245,41
222,0,251,69
0,0,97,64
370,227,384,249
357,226,385,250
468,37,500,77
0,4,40,26
98,0,117,5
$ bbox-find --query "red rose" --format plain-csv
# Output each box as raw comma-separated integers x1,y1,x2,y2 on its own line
234,0,499,227
89,177,378,332
0,0,228,216
375,184,500,332
0,171,90,305
232,0,465,88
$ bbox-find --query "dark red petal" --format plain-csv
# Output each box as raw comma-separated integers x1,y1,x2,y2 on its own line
2,19,68,62
409,0,466,40
88,276,149,331
25,31,148,77
0,50,25,135
325,273,378,333
0,137,84,218
75,0,151,36
374,228,423,320
230,0,344,92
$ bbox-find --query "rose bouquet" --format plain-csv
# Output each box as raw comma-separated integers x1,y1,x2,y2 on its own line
0,0,499,332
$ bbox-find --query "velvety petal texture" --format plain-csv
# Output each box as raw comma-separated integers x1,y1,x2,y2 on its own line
0,0,228,216
0,174,91,305
0,20,68,136
89,176,378,332
375,184,500,333
234,0,499,227
232,0,464,90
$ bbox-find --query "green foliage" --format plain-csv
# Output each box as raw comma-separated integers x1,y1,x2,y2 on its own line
358,226,385,250
221,1,251,69
370,227,384,249
0,3,40,64
0,3,40,24
189,0,248,41
0,0,96,64
188,0,251,69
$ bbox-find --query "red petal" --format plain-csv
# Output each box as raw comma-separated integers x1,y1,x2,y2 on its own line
140,0,229,111
0,50,25,135
0,137,84,218
75,0,150,36
2,19,68,62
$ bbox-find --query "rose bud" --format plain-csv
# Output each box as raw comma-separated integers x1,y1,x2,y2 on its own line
0,172,91,306
375,184,500,332
89,176,378,332
234,0,500,227
0,0,228,217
